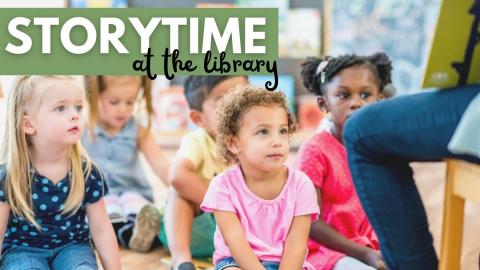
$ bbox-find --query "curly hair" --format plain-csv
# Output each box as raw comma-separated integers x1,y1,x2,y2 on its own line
300,52,393,96
216,86,297,165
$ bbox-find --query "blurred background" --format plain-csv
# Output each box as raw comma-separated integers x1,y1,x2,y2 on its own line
2,1,479,270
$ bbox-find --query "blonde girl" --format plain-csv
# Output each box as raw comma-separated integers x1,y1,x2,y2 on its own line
200,87,320,270
82,75,169,252
0,76,120,270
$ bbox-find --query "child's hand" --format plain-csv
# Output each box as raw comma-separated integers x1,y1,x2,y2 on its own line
363,249,387,270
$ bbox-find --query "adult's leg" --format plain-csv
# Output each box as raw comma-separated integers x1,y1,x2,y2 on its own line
343,86,480,270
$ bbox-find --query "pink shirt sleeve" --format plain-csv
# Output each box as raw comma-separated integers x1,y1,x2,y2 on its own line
296,142,327,189
200,175,236,213
294,172,320,221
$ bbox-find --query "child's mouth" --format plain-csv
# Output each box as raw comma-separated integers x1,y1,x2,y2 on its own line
267,154,284,159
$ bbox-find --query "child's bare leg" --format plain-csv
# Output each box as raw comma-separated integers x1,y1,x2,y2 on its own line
164,187,199,268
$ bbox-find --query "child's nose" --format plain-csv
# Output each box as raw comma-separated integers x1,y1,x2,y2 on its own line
350,96,364,110
272,134,284,147
119,103,128,113
71,110,80,121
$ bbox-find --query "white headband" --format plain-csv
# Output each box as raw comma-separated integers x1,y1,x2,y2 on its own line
316,60,329,83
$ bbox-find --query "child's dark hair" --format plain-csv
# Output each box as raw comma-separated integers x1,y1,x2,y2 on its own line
216,86,296,165
300,52,393,96
183,75,248,111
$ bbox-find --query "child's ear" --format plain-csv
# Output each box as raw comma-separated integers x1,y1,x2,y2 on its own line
226,135,239,155
22,115,36,135
189,110,205,128
317,96,329,113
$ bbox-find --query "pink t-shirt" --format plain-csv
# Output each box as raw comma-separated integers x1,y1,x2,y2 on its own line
200,164,320,269
294,131,379,270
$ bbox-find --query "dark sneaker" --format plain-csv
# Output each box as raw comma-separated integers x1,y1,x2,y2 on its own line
128,203,161,252
177,262,196,270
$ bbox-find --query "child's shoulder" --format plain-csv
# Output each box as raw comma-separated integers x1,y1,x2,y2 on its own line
210,165,242,185
178,128,214,153
306,130,335,146
286,167,317,193
288,167,312,184
298,131,338,155
82,160,104,181
181,128,209,143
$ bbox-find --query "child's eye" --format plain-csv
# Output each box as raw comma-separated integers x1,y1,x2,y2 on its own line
75,105,83,112
256,129,269,135
127,101,135,106
361,92,371,99
55,106,65,112
280,128,289,135
337,92,349,99
109,100,119,105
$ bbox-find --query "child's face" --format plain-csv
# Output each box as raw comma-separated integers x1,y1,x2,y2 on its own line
24,79,85,147
98,77,141,132
196,76,248,138
229,105,290,173
320,66,380,128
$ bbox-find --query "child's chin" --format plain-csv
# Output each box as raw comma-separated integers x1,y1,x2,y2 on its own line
65,137,82,145
261,161,285,170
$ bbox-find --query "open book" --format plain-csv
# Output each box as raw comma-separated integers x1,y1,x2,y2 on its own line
104,193,151,223
422,0,480,88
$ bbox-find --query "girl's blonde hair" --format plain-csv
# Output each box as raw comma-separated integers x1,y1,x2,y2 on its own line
85,75,154,139
0,76,92,229
216,86,297,165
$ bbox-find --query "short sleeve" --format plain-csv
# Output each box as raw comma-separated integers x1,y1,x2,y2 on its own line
294,172,320,221
294,141,327,189
84,164,109,205
176,131,203,169
200,175,236,213
0,165,6,203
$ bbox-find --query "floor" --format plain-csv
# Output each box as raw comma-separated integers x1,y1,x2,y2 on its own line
107,161,480,270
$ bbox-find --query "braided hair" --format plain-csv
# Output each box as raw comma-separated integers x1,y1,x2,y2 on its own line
300,52,393,96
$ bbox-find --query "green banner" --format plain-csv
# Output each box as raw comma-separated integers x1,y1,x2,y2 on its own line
0,8,278,84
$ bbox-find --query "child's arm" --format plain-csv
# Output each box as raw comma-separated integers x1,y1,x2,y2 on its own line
310,189,386,269
138,127,170,186
169,157,208,205
0,202,10,254
86,199,121,270
279,215,311,270
214,210,265,270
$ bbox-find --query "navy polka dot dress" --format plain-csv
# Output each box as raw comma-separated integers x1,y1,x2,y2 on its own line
0,163,108,254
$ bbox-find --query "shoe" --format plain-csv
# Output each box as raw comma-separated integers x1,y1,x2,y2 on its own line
128,203,161,252
177,262,196,270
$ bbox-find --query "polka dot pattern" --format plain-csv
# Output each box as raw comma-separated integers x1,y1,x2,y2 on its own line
0,164,108,253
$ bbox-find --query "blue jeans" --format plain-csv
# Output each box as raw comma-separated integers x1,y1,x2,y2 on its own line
0,242,98,270
343,85,480,270
215,257,279,270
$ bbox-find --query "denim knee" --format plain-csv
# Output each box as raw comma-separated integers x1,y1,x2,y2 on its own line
343,107,371,148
